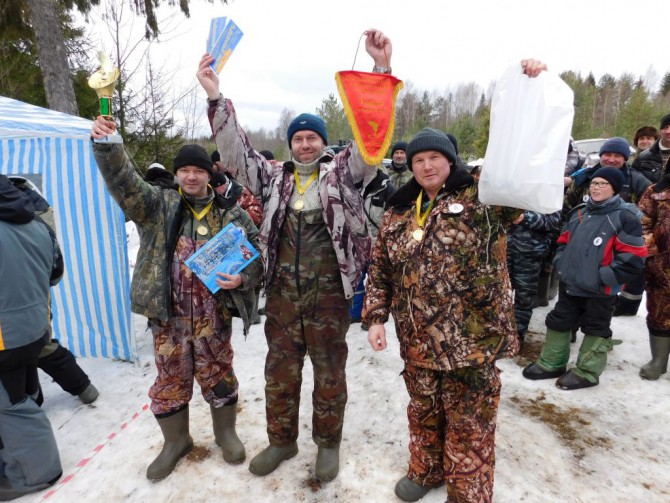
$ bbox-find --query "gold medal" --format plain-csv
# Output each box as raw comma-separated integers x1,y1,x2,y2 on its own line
413,229,424,241
293,199,305,211
197,225,208,236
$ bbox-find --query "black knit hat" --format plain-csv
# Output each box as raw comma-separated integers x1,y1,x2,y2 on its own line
445,133,459,155
406,128,458,170
661,113,670,130
259,150,275,161
633,126,659,147
211,150,221,163
173,144,214,177
591,167,625,194
391,141,408,155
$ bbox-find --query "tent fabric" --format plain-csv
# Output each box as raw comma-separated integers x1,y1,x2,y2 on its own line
0,96,134,361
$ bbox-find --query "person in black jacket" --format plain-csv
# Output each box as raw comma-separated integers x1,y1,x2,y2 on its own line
523,168,648,390
632,113,670,183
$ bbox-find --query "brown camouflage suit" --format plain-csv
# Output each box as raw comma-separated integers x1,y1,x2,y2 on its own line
638,181,670,335
93,143,262,416
363,167,519,502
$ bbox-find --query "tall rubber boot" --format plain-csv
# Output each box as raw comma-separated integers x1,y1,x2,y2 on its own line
534,272,550,308
248,442,298,476
522,329,571,379
556,336,621,390
640,333,670,381
146,407,194,480
210,404,245,464
315,444,340,481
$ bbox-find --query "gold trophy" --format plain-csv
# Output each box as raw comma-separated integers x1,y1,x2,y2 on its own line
88,51,123,144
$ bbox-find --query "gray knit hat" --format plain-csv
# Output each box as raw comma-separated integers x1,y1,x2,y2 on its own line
406,128,457,170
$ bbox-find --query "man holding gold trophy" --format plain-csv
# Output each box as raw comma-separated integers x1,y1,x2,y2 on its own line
90,49,263,480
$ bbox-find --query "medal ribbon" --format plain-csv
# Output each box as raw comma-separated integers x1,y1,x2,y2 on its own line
179,186,214,225
294,169,318,196
415,191,436,230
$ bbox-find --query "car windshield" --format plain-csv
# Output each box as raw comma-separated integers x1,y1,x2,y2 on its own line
574,139,606,156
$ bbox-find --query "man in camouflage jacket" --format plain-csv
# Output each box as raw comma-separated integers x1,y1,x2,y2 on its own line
196,29,392,482
91,118,262,480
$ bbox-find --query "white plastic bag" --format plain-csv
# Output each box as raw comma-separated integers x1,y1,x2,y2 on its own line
479,64,574,213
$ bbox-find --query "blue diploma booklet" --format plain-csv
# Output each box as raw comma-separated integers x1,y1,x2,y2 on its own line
184,223,259,294
207,16,243,74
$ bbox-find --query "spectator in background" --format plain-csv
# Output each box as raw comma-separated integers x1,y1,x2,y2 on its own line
523,167,647,390
8,176,98,406
632,114,670,183
388,141,413,188
0,175,64,500
637,158,670,380
349,168,396,329
144,162,177,190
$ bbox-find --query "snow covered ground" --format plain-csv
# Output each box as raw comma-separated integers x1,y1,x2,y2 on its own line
17,225,670,503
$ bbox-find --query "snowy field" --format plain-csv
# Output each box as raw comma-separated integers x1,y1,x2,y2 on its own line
16,225,670,503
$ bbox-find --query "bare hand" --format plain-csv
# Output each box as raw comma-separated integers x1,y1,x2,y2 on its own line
91,116,116,139
521,59,548,78
364,29,392,68
215,272,242,290
367,324,387,351
197,53,220,100
512,213,525,225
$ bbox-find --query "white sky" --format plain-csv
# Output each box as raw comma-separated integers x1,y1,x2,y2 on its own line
84,0,670,133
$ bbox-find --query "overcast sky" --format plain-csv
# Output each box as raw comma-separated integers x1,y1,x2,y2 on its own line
86,0,669,133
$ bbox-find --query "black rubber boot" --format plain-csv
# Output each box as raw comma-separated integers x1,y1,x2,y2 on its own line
210,404,245,464
146,407,194,480
248,443,298,476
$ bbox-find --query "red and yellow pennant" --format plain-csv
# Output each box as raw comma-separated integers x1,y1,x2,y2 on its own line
335,71,404,165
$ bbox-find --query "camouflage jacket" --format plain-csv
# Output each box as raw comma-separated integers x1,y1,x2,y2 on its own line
363,166,520,371
388,163,413,188
638,180,670,290
93,143,262,332
208,96,375,298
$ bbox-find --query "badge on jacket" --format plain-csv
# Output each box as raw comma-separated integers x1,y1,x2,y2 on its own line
448,203,464,214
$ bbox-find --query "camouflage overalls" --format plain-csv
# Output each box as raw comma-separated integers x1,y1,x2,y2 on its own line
263,206,349,447
149,199,239,416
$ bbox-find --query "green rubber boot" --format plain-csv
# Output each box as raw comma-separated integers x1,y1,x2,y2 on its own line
315,444,340,481
522,328,571,380
557,336,621,390
248,442,298,476
146,407,194,480
640,333,670,381
211,404,245,464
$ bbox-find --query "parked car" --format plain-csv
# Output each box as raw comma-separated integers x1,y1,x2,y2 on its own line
574,138,636,168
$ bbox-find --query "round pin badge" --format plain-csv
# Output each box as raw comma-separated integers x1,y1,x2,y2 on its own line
583,195,589,202
593,237,603,246
448,203,464,214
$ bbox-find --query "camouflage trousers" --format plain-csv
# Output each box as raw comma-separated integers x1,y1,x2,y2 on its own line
402,363,501,503
507,248,546,335
263,283,350,448
148,317,238,416
646,285,670,336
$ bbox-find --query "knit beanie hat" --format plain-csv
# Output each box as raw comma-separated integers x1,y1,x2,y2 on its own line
287,113,328,146
211,150,221,163
445,133,459,155
259,150,275,161
406,128,458,170
633,126,658,146
661,113,670,130
391,141,408,155
173,144,214,177
599,137,630,161
591,167,625,194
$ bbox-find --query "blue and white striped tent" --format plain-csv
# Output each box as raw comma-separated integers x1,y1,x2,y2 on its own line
0,96,134,361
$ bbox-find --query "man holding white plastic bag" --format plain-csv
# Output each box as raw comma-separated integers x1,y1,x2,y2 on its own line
364,60,549,503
